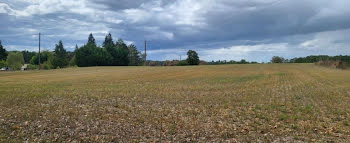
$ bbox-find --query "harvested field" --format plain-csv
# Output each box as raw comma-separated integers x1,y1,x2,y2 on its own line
0,64,350,142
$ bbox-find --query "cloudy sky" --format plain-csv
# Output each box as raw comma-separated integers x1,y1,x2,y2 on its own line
0,0,350,62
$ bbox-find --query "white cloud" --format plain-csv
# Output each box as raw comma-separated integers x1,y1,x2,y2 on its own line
300,29,350,52
199,43,288,61
0,3,16,14
147,43,289,61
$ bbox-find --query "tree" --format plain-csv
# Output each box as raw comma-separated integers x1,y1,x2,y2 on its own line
128,44,142,66
239,59,248,64
69,45,79,66
30,51,54,65
115,39,129,66
271,56,285,63
186,50,200,65
7,52,24,70
0,40,8,61
88,33,96,46
75,44,112,67
103,33,117,65
21,50,36,64
75,34,112,67
103,33,114,48
52,41,69,68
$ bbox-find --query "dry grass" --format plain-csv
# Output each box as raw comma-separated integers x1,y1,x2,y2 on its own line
0,64,350,142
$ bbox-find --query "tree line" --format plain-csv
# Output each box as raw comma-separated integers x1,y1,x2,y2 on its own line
3,33,348,70
271,55,350,63
0,33,201,70
0,34,145,70
74,33,144,67
206,59,258,65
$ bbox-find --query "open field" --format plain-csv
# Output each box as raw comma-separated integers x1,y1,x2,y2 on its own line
0,64,350,142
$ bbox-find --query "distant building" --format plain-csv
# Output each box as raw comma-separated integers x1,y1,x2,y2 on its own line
21,64,28,71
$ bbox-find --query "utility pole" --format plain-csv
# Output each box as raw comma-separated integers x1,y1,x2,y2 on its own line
38,33,41,70
144,40,147,66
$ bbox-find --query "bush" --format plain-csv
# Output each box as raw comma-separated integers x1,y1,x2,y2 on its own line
176,60,189,66
41,58,54,70
27,64,39,70
316,60,350,69
41,62,52,70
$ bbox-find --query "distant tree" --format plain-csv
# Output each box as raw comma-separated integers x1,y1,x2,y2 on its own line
115,39,129,66
103,33,117,65
7,52,24,70
69,45,79,66
75,34,112,67
239,59,248,64
128,44,142,66
88,33,96,46
271,56,285,63
21,50,36,64
0,40,8,61
75,44,96,67
30,51,54,65
69,55,76,66
74,44,79,52
288,55,333,63
186,50,200,65
103,33,114,48
52,41,69,68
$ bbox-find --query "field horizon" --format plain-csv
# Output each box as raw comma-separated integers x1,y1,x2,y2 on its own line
1,64,350,142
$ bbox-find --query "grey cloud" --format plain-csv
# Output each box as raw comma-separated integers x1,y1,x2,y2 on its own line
0,0,349,61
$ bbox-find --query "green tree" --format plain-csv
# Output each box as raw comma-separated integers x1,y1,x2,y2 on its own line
186,50,200,65
115,39,129,66
52,40,69,68
128,44,142,66
88,33,96,46
69,55,76,66
176,60,189,66
0,40,8,61
21,50,36,64
103,33,117,65
239,59,248,64
103,33,114,47
75,44,79,51
75,44,112,67
69,45,79,66
75,34,113,67
7,52,24,70
75,44,97,67
271,56,284,63
30,51,54,65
